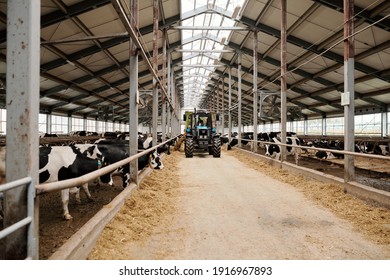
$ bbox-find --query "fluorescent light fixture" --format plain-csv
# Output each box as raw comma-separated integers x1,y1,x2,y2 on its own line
220,37,226,45
232,5,241,19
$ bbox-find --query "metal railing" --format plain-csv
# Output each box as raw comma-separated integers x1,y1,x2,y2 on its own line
36,137,176,194
235,138,390,161
0,176,36,260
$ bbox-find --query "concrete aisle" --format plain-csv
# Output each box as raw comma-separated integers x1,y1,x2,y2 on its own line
124,152,390,259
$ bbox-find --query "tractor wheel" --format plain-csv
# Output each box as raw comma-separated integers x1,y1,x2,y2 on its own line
185,138,194,158
213,138,221,158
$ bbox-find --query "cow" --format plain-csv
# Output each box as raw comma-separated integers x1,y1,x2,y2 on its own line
39,132,58,138
263,132,302,161
362,142,389,156
227,132,253,150
39,145,106,220
77,140,164,188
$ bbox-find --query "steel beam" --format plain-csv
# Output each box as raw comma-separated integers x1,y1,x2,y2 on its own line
128,0,139,185
343,0,355,182
5,0,40,260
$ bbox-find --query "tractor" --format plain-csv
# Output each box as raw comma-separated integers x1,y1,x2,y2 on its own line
183,110,221,158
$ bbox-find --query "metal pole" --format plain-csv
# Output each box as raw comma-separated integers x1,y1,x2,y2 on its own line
382,111,388,138
280,0,287,161
46,114,52,134
161,28,167,141
167,50,172,137
238,53,242,147
343,0,355,182
129,0,139,184
216,79,220,133
152,0,159,145
253,31,258,153
5,0,40,260
221,77,225,136
228,67,232,141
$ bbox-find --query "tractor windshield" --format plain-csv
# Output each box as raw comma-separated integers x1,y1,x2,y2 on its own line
195,115,209,127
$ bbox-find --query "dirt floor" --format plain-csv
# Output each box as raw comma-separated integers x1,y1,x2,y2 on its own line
39,178,124,259
87,148,390,260
240,145,390,192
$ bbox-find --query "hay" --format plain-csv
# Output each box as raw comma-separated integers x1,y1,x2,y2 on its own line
230,149,390,246
88,150,181,260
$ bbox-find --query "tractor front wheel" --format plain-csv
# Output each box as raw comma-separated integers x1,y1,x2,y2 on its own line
185,138,194,158
213,138,221,158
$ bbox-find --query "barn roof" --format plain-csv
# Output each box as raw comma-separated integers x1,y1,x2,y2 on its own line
0,0,389,125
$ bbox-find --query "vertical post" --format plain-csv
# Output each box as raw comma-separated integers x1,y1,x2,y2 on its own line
228,67,232,142
5,0,40,259
129,0,139,184
382,111,388,138
161,28,167,141
253,30,258,153
343,0,355,182
322,117,326,136
68,115,72,134
238,53,242,148
83,117,87,132
167,50,172,137
46,114,52,134
216,79,220,133
152,0,159,146
280,0,287,161
221,77,225,136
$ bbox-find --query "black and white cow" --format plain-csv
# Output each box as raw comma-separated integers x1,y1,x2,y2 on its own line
39,145,105,220
362,142,389,156
263,132,301,160
77,140,164,188
227,132,254,150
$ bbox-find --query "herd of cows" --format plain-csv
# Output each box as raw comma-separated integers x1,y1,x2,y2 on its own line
221,131,389,160
1,131,174,221
0,130,389,222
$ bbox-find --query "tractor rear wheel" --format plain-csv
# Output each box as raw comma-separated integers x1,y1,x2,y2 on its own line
213,138,221,158
185,138,194,158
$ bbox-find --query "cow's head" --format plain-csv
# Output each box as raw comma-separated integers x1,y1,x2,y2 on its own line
149,150,163,169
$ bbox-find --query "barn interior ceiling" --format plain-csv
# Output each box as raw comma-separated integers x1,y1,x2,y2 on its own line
0,0,388,126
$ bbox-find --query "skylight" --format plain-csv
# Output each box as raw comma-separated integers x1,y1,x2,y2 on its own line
180,0,245,109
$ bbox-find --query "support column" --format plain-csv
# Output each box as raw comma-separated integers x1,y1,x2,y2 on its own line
221,78,225,136
46,114,52,134
322,117,326,136
83,117,87,132
252,31,258,153
167,50,172,137
68,115,72,133
343,0,355,182
280,0,287,161
238,53,242,147
152,0,159,146
228,67,232,142
5,0,40,259
129,0,139,184
161,28,167,141
381,110,388,138
216,79,220,133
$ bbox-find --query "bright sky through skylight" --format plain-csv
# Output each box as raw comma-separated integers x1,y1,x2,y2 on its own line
180,0,245,109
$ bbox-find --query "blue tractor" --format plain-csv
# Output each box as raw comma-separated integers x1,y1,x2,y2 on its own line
183,110,221,158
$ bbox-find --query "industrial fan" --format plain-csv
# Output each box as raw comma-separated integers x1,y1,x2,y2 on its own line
97,105,114,121
260,93,303,121
260,94,281,119
287,106,303,121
